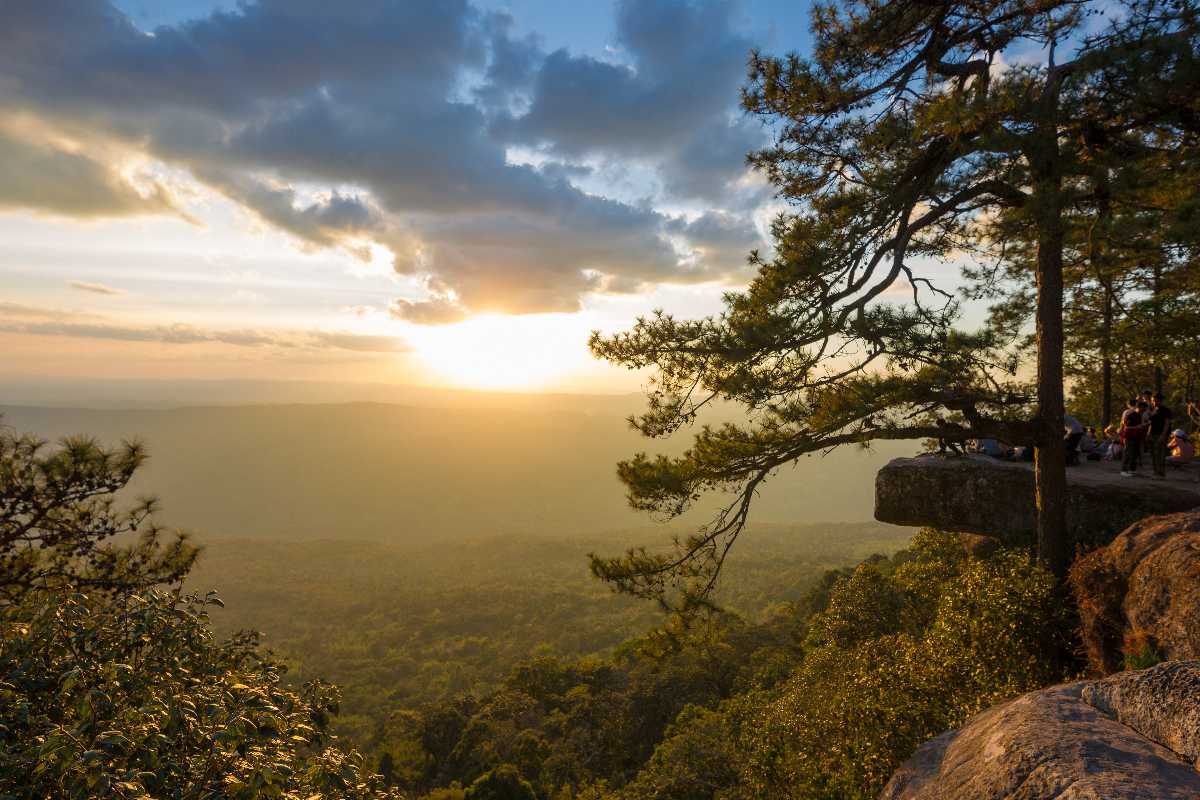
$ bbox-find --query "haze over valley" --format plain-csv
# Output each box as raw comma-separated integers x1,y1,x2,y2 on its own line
1,383,909,542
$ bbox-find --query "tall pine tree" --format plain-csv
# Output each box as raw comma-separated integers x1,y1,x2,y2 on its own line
591,0,1199,610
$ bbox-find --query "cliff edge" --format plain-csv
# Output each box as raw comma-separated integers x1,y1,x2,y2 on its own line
875,455,1200,546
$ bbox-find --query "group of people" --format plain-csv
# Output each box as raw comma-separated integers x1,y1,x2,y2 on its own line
1110,392,1197,478
969,392,1200,479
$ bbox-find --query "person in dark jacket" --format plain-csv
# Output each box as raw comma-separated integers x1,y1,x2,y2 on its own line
1148,393,1174,479
1121,398,1149,477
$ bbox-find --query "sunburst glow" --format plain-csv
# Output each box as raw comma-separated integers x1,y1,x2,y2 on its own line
408,314,592,390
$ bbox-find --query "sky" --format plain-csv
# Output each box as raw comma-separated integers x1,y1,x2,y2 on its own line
0,0,823,393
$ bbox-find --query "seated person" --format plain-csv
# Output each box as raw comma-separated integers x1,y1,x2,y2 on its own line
1168,429,1195,465
1099,424,1123,460
1063,414,1085,464
1079,427,1098,453
973,438,1009,458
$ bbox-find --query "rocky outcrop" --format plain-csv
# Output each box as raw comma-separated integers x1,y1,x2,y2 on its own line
1071,511,1200,675
882,661,1200,800
875,455,1200,546
1082,661,1200,769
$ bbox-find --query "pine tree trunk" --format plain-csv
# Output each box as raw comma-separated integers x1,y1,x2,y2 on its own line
1035,207,1069,578
1031,74,1070,578
1094,178,1113,428
1102,355,1113,427
1102,285,1113,428
1153,263,1164,396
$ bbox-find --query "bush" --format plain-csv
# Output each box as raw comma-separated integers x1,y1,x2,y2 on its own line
728,531,1076,799
0,588,398,799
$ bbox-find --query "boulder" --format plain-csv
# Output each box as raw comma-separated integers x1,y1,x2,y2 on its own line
1081,661,1200,769
1071,511,1200,675
875,455,1200,547
882,661,1200,800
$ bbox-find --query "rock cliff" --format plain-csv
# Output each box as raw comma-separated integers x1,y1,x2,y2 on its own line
1071,510,1200,675
875,455,1200,546
882,661,1200,800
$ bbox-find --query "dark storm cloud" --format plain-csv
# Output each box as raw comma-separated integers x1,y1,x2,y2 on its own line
0,0,769,318
0,0,483,116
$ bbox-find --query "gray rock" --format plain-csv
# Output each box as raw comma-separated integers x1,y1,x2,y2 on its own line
882,663,1200,799
874,455,1200,547
1081,661,1200,769
1071,511,1200,674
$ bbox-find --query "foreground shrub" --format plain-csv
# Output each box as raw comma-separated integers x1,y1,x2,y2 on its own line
0,588,399,800
615,531,1077,800
733,531,1076,799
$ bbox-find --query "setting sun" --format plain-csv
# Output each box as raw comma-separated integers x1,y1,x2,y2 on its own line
407,314,593,390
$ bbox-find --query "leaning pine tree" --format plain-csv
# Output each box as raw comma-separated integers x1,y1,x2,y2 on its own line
590,0,1200,611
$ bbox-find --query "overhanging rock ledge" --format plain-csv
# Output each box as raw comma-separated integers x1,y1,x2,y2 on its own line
874,454,1200,546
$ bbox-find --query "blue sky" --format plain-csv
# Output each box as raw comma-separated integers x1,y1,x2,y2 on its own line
0,1,827,391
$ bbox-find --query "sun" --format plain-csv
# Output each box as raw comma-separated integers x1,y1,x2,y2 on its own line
407,314,592,391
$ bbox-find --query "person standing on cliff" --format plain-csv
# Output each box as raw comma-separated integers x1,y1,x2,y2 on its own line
1148,393,1174,479
1121,399,1149,477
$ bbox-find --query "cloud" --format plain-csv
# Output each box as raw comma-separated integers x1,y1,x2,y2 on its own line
495,1,750,158
69,280,125,295
0,125,178,218
658,117,771,206
0,0,770,319
665,210,763,274
307,331,409,353
0,302,75,319
0,302,408,353
196,167,382,256
389,298,470,326
490,0,768,204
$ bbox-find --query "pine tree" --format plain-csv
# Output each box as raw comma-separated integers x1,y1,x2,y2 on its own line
0,428,197,601
590,0,1200,610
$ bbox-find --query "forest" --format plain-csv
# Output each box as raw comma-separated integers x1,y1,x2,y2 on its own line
182,522,912,747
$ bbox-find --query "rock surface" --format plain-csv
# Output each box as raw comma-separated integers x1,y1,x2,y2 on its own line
875,455,1200,546
1071,511,1200,675
882,661,1200,800
1082,661,1200,769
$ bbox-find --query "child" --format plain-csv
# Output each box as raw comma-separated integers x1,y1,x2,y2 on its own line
1168,429,1195,465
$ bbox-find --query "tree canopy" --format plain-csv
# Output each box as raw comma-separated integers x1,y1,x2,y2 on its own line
0,428,399,799
591,0,1200,610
